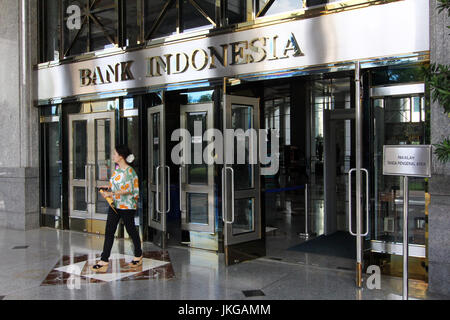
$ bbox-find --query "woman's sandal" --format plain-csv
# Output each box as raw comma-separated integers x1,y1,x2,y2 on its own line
128,256,143,268
91,261,109,273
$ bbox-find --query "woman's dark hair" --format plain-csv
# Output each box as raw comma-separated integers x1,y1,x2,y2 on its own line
115,145,134,165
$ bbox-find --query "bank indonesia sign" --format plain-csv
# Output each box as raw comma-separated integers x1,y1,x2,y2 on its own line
383,145,432,178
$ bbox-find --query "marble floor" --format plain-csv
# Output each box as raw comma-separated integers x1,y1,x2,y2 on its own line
0,227,448,300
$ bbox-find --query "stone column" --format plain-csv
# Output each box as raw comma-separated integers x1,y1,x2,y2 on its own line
428,0,450,296
0,0,39,230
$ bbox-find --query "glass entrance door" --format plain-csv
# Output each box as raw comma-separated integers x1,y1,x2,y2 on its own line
148,104,169,247
371,87,428,280
223,95,263,265
69,112,115,234
323,110,356,235
179,103,215,234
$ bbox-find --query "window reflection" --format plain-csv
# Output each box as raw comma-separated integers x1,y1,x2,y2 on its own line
62,0,118,57
227,0,247,25
144,0,177,40
256,0,302,17
183,0,216,31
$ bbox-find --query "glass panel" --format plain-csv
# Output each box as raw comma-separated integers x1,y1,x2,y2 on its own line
181,90,214,104
125,117,140,170
187,112,208,185
188,193,208,224
335,119,355,231
231,104,254,190
412,96,422,123
152,113,160,184
63,0,88,56
95,119,111,181
309,80,325,236
74,186,87,211
183,0,215,31
233,198,254,235
73,120,87,180
257,0,302,16
227,0,247,25
125,0,140,46
371,65,425,86
385,97,411,124
47,123,61,209
41,0,61,62
144,0,177,39
90,0,117,51
123,98,135,110
373,95,428,245
95,188,109,214
306,0,328,7
41,105,59,117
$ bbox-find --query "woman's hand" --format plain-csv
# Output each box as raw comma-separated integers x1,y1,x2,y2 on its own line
100,190,114,198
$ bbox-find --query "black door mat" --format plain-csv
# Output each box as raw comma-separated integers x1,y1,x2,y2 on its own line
287,231,356,259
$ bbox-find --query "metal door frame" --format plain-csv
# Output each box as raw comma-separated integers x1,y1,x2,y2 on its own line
148,104,168,232
68,112,115,225
180,103,215,233
223,95,261,246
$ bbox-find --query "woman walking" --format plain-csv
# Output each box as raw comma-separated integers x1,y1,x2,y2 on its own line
91,145,143,273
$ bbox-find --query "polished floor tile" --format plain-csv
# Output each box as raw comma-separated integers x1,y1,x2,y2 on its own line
42,251,175,286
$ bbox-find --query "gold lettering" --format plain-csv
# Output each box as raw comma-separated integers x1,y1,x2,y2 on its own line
248,38,267,63
268,36,279,61
281,33,304,58
106,65,115,83
153,55,173,75
209,45,228,69
165,54,172,75
191,49,209,71
230,41,248,65
80,69,92,86
79,60,134,85
155,56,167,76
121,61,134,81
146,57,160,77
114,63,120,82
174,53,189,74
95,66,105,84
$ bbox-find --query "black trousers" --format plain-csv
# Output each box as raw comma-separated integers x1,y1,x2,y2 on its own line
101,207,143,262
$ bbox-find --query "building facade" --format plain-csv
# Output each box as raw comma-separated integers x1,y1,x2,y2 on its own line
0,0,448,296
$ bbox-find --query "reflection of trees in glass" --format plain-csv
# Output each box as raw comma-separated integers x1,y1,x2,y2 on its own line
198,94,212,103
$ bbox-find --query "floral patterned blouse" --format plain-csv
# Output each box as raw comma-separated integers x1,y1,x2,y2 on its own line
109,166,139,210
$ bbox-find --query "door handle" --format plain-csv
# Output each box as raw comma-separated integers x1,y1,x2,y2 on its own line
179,166,184,213
228,167,235,224
221,167,226,223
165,165,170,214
85,165,89,203
156,166,162,214
348,168,369,237
222,166,235,224
362,168,369,237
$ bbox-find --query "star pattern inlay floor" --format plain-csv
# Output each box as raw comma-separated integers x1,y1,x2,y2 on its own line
41,251,175,286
